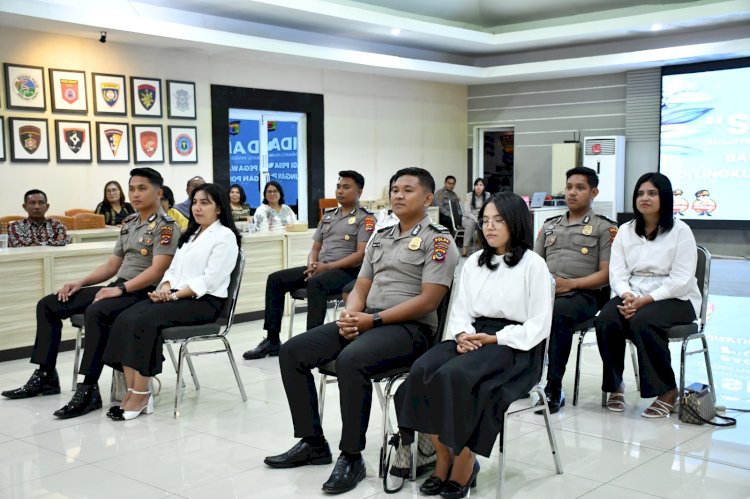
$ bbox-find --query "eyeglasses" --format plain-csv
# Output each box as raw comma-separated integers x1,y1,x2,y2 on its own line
478,216,506,229
266,190,279,194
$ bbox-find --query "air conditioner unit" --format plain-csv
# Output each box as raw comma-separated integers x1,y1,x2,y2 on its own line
582,136,625,220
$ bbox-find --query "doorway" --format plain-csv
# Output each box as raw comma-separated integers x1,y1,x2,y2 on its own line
472,126,514,194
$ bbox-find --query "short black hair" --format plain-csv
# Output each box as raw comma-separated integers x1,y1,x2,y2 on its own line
263,181,285,205
186,176,205,188
393,167,435,194
444,175,456,182
130,167,164,188
338,170,365,190
229,183,247,204
566,166,599,188
161,185,176,208
477,192,532,270
633,172,674,239
24,189,47,203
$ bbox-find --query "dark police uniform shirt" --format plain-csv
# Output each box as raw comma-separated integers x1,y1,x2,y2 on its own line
313,205,374,264
115,212,180,285
533,208,617,283
359,214,459,332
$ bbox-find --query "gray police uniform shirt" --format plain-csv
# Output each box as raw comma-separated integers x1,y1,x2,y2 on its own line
114,212,180,285
313,205,375,264
359,214,459,332
533,208,617,281
433,188,462,218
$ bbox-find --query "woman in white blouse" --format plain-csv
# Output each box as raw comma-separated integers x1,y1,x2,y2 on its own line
460,178,490,257
396,193,553,498
596,172,700,418
102,183,240,420
253,181,297,231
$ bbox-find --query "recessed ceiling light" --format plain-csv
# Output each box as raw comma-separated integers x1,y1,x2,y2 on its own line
650,23,663,32
390,28,401,36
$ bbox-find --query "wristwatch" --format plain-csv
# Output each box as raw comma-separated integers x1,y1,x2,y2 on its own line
372,312,384,329
116,282,128,294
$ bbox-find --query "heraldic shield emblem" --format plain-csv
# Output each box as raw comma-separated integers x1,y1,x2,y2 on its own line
101,82,120,107
139,131,158,157
104,129,123,155
61,79,79,104
19,125,41,154
65,128,85,153
138,84,156,111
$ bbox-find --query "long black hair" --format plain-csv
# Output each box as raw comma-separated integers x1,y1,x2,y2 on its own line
477,192,532,270
178,183,241,248
229,183,247,205
470,177,487,209
161,185,176,208
100,181,125,208
262,181,285,205
633,172,674,240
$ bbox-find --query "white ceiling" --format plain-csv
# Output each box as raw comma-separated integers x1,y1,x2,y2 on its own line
1,0,749,84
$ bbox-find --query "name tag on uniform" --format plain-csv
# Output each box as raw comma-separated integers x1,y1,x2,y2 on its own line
372,241,382,248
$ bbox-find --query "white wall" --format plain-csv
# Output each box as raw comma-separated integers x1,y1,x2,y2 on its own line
0,27,467,216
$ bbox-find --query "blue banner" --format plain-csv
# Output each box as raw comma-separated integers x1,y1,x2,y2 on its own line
229,118,261,208
267,120,299,207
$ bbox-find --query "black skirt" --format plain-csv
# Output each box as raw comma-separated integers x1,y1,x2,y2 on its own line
395,317,545,457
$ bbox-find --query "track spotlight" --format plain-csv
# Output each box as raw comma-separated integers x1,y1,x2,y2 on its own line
99,31,107,43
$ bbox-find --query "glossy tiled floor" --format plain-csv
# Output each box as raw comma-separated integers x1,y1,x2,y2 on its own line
1,256,749,498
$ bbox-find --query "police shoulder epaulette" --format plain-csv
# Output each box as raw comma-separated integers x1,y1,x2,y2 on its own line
122,213,138,224
376,225,391,233
596,214,617,225
160,214,176,223
544,214,563,223
359,206,374,214
429,223,451,234
323,207,338,213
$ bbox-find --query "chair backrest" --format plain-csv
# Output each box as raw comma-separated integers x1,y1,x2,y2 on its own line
447,198,458,232
72,213,106,230
217,249,246,333
431,284,454,347
0,215,24,234
65,208,95,217
318,198,338,219
48,215,75,230
696,246,711,326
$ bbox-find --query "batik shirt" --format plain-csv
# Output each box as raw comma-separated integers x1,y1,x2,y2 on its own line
8,219,68,247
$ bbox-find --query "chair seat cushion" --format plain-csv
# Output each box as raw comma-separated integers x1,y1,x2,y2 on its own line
668,322,699,339
574,318,596,332
318,361,410,381
70,314,85,328
290,288,343,302
162,324,221,340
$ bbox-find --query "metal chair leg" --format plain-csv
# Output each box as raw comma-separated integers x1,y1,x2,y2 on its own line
318,374,327,421
174,341,188,419
222,336,247,401
537,387,563,474
498,412,509,499
573,331,585,406
185,352,200,390
166,342,186,389
288,298,297,340
628,340,640,391
72,327,83,391
701,334,716,397
410,436,418,481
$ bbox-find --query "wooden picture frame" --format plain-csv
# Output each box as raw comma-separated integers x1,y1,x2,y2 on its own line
9,117,49,162
92,73,127,116
4,63,46,111
96,121,129,163
55,119,92,163
166,80,196,119
49,68,88,113
131,76,162,118
168,125,198,164
0,117,5,161
132,124,164,163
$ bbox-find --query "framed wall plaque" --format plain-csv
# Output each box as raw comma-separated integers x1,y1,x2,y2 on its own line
9,117,49,162
132,124,164,163
166,80,196,119
55,119,92,163
4,63,46,111
0,117,5,161
131,76,162,118
49,68,88,113
96,121,129,163
168,125,197,164
92,73,127,116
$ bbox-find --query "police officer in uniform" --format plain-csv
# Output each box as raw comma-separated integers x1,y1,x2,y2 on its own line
534,166,616,413
243,171,374,360
2,168,179,420
264,167,458,495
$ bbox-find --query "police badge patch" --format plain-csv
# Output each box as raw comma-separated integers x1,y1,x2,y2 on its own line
139,131,158,157
137,84,156,111
60,79,79,104
19,125,41,154
101,82,120,107
104,129,123,155
14,75,39,100
174,89,190,111
64,128,85,153
432,236,450,262
174,134,193,156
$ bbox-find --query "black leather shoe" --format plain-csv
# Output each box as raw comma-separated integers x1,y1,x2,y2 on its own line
243,338,281,360
1,369,60,399
535,387,565,415
53,383,103,419
107,405,124,419
264,439,333,468
440,460,479,499
420,474,448,495
322,454,366,494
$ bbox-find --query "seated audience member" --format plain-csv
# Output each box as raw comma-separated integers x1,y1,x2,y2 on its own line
533,166,616,413
253,181,297,231
263,167,458,495
597,172,701,418
433,175,462,236
396,192,553,498
160,185,189,231
460,178,490,257
8,189,67,247
102,183,240,420
229,183,253,221
95,180,135,226
243,171,373,360
1,169,179,420
174,176,205,217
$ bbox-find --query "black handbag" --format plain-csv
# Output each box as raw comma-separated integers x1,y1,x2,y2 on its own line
680,383,736,427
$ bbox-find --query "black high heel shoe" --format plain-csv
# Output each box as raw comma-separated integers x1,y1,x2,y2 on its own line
419,466,452,496
439,460,480,499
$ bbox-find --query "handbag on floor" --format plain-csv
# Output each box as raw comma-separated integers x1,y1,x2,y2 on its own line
680,383,736,427
382,431,436,493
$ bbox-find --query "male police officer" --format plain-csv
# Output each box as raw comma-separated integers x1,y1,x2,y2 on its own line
534,166,616,413
243,171,374,360
433,175,462,235
264,167,458,494
2,168,179,419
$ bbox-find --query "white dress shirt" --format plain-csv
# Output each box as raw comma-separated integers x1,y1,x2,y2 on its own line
254,204,297,231
159,220,239,298
447,250,553,351
609,218,701,317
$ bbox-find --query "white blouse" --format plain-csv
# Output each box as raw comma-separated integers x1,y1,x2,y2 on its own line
462,191,490,221
254,204,297,231
609,218,701,317
447,250,553,351
160,220,239,298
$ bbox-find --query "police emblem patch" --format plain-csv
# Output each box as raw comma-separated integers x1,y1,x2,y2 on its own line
229,121,240,136
60,79,79,104
19,125,41,154
432,236,450,262
101,82,120,107
364,216,375,233
609,226,618,244
174,134,193,156
64,128,85,153
160,225,173,246
104,129,123,156
14,75,39,100
139,131,158,157
174,89,191,111
138,84,157,111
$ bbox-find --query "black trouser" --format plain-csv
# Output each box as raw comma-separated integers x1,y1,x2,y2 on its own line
546,291,600,388
31,280,151,380
595,297,696,398
439,213,456,236
263,265,359,342
279,319,430,453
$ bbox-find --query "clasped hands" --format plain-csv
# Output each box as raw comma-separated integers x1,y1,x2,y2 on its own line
337,310,374,340
56,281,123,303
303,262,330,281
617,292,652,320
148,285,173,304
455,332,496,354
